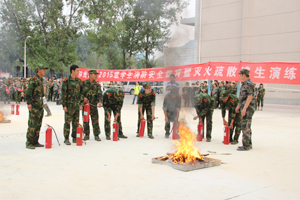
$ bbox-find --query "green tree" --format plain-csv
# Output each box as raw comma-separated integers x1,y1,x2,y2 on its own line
139,0,188,68
1,0,84,76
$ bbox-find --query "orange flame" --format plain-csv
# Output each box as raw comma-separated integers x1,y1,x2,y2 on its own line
170,123,204,164
0,113,3,121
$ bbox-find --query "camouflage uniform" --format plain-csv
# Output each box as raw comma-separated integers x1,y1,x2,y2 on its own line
231,85,237,95
22,80,27,102
163,89,181,134
103,88,125,138
253,86,258,110
197,85,208,94
52,81,59,101
82,78,102,139
61,76,83,143
3,79,11,104
9,79,15,102
25,66,48,149
136,83,156,138
13,81,23,103
257,87,265,109
238,70,255,150
220,92,241,143
182,86,192,107
194,93,215,141
212,86,219,108
47,80,53,101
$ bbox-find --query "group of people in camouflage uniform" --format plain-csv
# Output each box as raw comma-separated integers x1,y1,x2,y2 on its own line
23,64,264,151
0,77,28,104
163,69,263,151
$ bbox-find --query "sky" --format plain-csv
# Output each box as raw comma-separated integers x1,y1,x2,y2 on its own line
154,0,196,59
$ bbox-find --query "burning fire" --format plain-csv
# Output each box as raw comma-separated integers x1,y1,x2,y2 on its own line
0,113,2,121
168,122,204,164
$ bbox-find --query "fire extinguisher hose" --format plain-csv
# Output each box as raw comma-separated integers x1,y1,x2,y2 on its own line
46,124,60,146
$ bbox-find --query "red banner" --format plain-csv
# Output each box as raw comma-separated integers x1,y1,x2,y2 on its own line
78,62,300,85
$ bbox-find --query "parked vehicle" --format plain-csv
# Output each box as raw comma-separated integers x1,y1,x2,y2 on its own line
123,82,143,95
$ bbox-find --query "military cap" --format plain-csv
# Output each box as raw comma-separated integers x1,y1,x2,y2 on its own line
219,90,229,99
220,81,224,84
238,68,250,76
89,70,99,74
170,87,178,95
35,64,48,72
143,82,151,88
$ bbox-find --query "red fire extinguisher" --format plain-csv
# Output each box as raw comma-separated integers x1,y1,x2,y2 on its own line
16,104,20,115
45,126,52,149
224,126,230,145
77,124,83,146
197,123,203,141
83,104,90,123
113,120,119,141
172,121,179,140
11,102,15,115
5,86,9,94
139,119,146,137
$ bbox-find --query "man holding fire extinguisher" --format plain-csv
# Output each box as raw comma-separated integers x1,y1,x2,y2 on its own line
193,93,215,142
163,87,181,138
25,64,48,149
136,82,156,139
219,90,241,144
61,65,84,145
103,87,127,140
82,70,102,141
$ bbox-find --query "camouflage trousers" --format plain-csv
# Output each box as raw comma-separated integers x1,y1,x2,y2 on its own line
137,106,153,136
165,111,177,133
213,95,218,108
254,99,258,110
201,109,214,140
83,106,100,137
241,106,255,149
10,90,15,102
229,112,242,142
26,106,44,145
4,92,10,103
257,97,264,108
14,91,21,103
53,91,59,101
63,108,79,140
104,106,123,137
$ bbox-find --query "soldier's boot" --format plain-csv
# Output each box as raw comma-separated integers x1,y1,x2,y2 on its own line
261,107,263,111
64,139,71,145
206,138,211,142
83,135,90,141
231,140,238,145
118,134,127,139
106,134,111,140
165,132,170,138
34,143,44,147
72,138,76,143
95,136,101,141
26,144,35,149
148,135,154,139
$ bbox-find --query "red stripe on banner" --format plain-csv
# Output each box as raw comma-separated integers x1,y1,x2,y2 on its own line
77,62,300,85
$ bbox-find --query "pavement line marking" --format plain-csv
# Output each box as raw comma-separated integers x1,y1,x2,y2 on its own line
224,185,271,200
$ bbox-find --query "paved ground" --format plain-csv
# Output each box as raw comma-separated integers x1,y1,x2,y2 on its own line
0,94,299,200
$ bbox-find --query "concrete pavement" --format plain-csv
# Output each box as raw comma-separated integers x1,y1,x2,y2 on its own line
0,94,299,200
